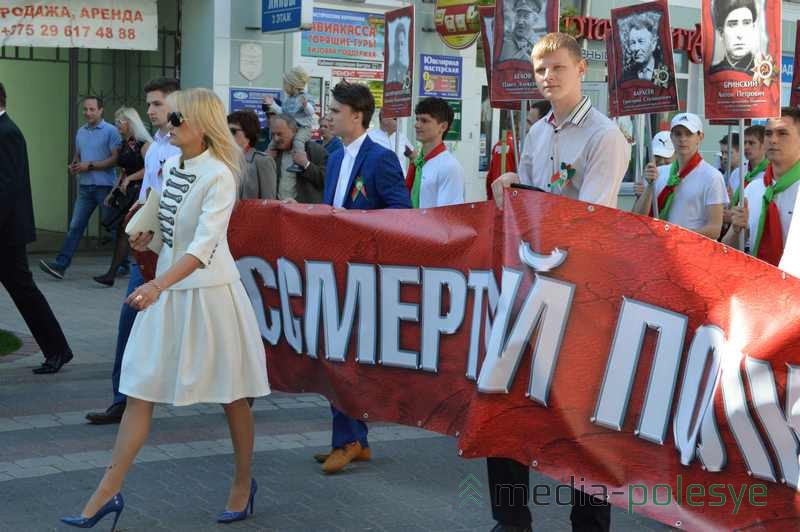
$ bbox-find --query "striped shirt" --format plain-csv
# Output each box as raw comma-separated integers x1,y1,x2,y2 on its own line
518,96,631,208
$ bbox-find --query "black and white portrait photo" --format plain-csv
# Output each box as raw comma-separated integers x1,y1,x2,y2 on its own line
709,0,767,75
498,0,546,63
387,17,410,85
619,11,666,83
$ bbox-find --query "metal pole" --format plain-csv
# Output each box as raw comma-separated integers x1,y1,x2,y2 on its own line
643,114,659,218
518,100,528,160
394,117,402,166
500,129,507,174
738,119,746,251
509,111,519,169
724,125,733,187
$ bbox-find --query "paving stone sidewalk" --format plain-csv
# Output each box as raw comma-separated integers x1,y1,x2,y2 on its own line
0,255,669,531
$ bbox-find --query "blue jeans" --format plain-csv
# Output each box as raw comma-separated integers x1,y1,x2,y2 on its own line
56,184,113,270
331,405,369,449
111,263,144,406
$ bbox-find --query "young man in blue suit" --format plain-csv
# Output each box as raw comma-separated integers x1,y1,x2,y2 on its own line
315,81,410,473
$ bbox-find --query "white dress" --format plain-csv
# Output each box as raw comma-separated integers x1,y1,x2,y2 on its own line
120,151,270,406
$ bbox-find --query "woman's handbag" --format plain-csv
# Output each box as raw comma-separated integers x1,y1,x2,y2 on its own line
101,182,141,230
125,189,163,253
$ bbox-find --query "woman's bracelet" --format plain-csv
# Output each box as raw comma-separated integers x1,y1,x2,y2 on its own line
149,280,164,293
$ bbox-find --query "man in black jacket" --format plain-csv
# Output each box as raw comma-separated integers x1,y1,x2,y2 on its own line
0,82,74,374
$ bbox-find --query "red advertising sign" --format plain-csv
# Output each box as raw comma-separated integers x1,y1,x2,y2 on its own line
331,69,383,80
608,1,678,117
791,21,800,108
477,4,520,110
139,190,800,530
702,0,782,120
490,0,558,102
382,5,414,118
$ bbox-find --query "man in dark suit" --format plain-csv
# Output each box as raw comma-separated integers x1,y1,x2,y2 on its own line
0,83,74,374
313,81,410,474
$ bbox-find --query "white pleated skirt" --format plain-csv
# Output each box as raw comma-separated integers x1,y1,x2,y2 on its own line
119,280,270,406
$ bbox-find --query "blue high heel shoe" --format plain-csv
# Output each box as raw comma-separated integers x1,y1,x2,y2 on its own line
216,478,257,523
60,493,124,530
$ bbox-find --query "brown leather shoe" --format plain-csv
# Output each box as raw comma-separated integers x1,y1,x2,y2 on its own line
321,442,363,474
313,446,372,463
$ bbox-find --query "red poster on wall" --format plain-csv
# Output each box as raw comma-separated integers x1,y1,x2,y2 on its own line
608,1,679,117
382,5,414,118
702,0,782,119
490,0,558,102
478,4,520,110
791,21,800,108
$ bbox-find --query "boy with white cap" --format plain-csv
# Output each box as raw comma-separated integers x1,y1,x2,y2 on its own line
634,112,728,239
263,65,316,172
651,130,674,167
633,131,674,197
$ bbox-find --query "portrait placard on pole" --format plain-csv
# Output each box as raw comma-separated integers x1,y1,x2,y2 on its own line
382,5,414,118
478,5,520,110
608,1,678,116
490,0,559,102
702,0,782,119
791,21,800,108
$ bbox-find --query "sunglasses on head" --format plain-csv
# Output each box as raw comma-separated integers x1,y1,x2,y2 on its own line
167,111,185,127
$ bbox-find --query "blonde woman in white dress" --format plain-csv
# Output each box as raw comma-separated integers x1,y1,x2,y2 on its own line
61,88,270,530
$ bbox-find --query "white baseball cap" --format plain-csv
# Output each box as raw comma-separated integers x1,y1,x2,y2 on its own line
670,112,703,134
651,131,675,158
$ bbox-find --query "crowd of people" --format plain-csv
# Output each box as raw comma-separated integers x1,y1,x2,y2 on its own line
2,25,800,532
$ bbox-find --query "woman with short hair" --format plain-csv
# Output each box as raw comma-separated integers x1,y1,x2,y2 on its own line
228,109,277,199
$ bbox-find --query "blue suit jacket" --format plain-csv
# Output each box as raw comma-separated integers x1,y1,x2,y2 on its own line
323,135,411,210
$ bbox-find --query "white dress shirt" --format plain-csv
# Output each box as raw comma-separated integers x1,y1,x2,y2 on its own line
518,96,631,208
368,128,413,174
333,132,368,208
139,129,181,202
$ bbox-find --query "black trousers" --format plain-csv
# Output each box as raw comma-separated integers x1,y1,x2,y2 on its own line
487,457,610,531
0,244,71,359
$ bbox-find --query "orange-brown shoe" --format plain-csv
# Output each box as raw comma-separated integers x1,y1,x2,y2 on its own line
321,442,363,474
314,446,372,464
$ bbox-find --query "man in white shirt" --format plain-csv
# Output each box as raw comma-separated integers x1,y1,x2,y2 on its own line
368,108,414,174
490,32,630,532
85,77,181,425
723,108,800,269
634,113,728,240
406,97,465,208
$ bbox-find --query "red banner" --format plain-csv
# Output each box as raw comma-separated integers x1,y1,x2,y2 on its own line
478,5,520,111
140,192,800,530
608,1,678,117
791,21,800,108
382,5,414,118
702,0,782,119
490,0,558,102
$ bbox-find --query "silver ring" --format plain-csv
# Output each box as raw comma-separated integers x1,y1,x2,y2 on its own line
134,295,143,301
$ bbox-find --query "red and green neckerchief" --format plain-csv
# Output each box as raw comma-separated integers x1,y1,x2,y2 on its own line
730,158,768,207
656,152,703,220
405,143,446,208
752,161,800,266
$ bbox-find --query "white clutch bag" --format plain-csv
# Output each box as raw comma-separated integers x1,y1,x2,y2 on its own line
125,190,163,253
